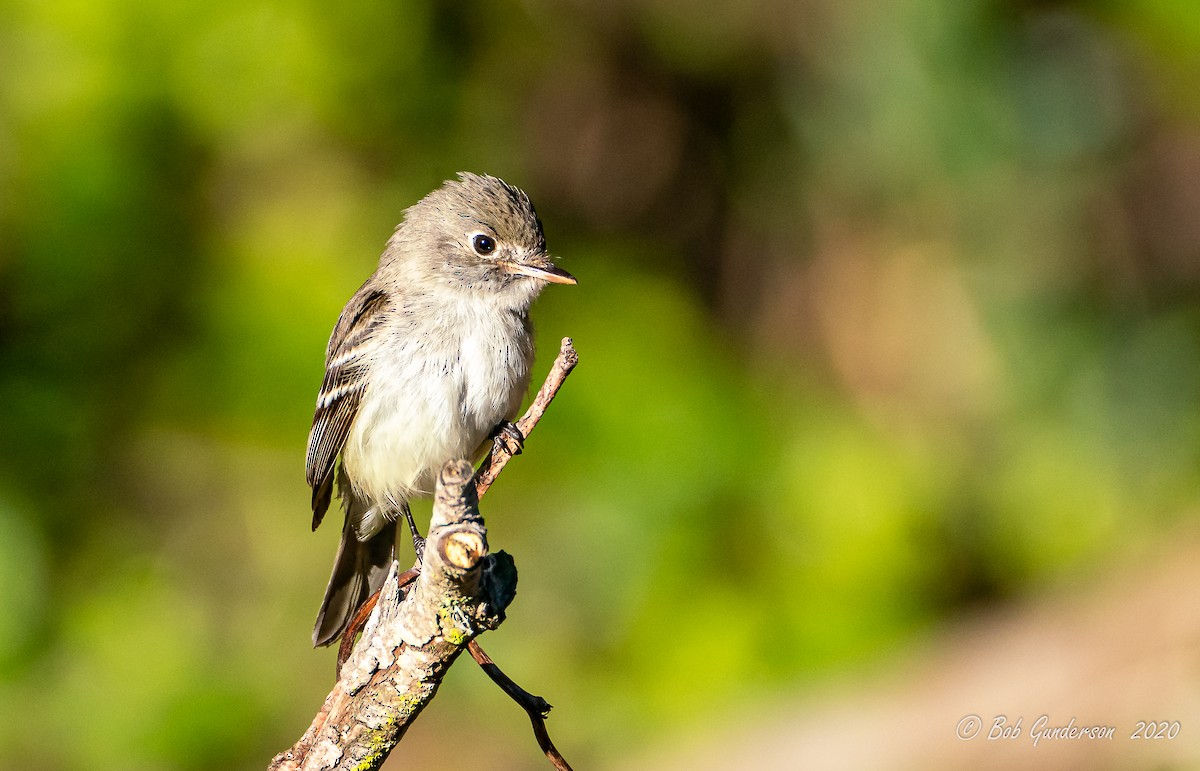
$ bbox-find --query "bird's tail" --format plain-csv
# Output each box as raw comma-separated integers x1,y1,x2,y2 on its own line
312,511,395,648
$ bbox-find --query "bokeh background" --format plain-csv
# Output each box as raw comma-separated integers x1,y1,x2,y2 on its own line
3,0,1200,768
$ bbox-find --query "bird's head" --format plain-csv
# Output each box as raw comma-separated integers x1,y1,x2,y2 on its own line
386,173,576,302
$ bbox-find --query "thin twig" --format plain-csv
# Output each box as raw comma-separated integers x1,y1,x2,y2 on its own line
466,336,578,770
468,641,573,771
475,337,578,497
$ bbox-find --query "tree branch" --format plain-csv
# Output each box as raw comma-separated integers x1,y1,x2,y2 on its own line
270,460,517,771
273,337,580,771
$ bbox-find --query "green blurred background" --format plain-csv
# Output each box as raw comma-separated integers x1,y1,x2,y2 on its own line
2,0,1200,768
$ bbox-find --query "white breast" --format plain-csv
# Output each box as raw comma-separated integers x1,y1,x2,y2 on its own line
340,297,532,507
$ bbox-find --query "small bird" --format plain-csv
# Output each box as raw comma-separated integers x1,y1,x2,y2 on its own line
306,173,575,647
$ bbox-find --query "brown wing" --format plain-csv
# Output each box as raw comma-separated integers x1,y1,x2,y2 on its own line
306,285,388,531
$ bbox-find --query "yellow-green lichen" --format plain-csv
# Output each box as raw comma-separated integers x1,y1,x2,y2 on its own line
436,599,473,646
351,715,396,771
396,693,424,716
350,694,427,771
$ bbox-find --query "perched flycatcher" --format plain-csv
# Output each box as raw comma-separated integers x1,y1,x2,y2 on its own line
305,173,576,647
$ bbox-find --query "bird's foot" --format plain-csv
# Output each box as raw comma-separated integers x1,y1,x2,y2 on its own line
492,421,525,456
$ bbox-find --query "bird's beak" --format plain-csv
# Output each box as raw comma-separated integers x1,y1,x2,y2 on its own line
500,255,577,285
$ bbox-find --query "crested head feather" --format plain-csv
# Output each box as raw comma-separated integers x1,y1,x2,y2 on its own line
397,172,545,253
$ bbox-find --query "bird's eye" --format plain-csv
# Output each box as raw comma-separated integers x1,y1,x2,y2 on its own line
472,234,496,255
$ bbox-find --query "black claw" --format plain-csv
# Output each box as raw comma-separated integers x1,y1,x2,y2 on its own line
493,421,525,456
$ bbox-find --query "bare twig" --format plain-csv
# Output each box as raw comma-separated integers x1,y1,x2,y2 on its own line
463,337,579,770
468,641,573,771
475,337,578,497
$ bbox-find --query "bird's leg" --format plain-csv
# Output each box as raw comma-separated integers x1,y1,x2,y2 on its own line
491,420,525,456
400,501,425,561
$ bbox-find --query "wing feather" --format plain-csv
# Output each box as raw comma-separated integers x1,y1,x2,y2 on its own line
306,286,388,530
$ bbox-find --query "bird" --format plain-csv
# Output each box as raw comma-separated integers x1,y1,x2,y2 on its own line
305,172,576,648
